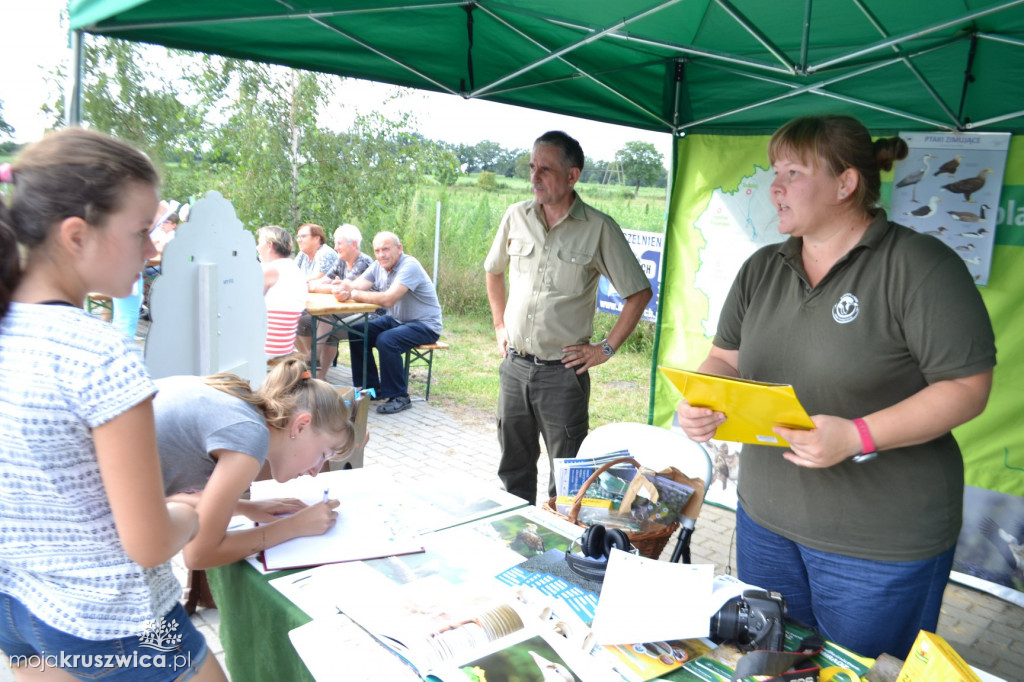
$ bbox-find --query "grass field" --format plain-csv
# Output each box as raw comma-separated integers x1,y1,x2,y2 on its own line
382,176,665,426
338,312,656,428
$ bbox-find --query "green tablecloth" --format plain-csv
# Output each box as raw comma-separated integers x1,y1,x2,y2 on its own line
206,561,315,682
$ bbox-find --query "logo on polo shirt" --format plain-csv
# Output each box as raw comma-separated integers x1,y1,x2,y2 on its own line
832,293,859,324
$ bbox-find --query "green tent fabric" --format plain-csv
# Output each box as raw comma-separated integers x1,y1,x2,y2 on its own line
70,0,1024,135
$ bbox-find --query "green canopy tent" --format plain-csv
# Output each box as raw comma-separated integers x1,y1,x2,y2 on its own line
70,2,1024,613
69,0,1024,135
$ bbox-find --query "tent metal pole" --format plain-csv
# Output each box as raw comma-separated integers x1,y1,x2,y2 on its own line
978,31,1024,47
809,0,1024,72
850,0,961,129
537,15,793,76
714,0,796,73
276,2,458,95
470,0,684,98
682,58,950,130
808,90,955,130
82,2,463,32
473,4,674,129
799,0,812,71
966,109,1024,129
67,30,83,127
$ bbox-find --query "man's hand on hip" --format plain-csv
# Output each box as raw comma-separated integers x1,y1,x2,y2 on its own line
494,327,508,357
561,342,609,374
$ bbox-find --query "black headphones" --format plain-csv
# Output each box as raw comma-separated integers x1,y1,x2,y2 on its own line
564,524,635,582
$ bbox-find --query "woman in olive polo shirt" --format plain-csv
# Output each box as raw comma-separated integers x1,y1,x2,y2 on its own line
675,115,995,660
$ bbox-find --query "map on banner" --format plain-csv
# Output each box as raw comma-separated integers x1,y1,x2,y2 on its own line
692,166,784,337
660,135,1024,609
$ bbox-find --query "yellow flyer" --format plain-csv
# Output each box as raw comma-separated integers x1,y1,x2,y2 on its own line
659,367,815,447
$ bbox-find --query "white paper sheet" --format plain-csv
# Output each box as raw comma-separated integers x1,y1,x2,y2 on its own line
251,469,424,570
590,551,716,645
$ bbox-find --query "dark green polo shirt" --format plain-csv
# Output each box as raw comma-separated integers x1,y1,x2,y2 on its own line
715,211,996,561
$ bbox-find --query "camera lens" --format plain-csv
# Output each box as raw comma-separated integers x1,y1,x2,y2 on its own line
710,596,749,644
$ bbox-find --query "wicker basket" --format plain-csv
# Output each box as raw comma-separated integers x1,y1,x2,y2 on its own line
543,456,681,559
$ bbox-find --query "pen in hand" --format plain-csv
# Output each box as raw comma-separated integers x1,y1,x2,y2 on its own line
322,488,330,504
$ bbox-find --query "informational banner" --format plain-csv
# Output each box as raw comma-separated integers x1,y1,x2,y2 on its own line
596,228,662,323
890,131,1011,285
653,133,1024,607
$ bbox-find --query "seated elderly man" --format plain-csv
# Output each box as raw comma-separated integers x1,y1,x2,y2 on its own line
333,231,442,414
295,223,376,378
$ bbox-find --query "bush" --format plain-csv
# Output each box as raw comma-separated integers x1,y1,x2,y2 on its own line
477,171,498,191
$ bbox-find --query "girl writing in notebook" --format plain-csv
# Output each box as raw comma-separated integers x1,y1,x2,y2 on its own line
157,356,355,568
0,128,226,680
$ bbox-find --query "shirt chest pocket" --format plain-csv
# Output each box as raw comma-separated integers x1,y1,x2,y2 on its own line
507,238,535,277
552,247,594,295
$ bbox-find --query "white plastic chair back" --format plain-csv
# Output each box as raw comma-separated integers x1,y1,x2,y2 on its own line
576,422,713,495
576,422,714,562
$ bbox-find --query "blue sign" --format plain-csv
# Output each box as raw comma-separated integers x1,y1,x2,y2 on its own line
596,228,662,323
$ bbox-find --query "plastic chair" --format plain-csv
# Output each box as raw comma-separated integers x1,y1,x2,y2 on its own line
575,422,713,564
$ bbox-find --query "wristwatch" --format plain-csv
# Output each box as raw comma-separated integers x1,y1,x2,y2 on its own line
600,339,615,357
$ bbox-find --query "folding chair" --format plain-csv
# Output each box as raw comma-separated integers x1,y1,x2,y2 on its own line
575,422,713,563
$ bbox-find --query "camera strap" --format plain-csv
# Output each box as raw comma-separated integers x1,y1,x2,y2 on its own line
731,635,824,682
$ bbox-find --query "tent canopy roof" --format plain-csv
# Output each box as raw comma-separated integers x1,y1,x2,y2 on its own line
70,0,1024,135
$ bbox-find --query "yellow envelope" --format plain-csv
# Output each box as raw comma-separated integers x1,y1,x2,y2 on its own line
659,366,815,447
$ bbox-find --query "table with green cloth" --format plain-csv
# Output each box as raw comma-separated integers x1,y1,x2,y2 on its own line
207,561,316,682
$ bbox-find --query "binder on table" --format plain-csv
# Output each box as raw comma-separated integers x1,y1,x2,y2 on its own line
659,366,814,447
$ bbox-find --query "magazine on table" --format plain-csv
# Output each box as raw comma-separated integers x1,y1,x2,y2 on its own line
270,505,583,620
320,571,611,681
250,469,528,571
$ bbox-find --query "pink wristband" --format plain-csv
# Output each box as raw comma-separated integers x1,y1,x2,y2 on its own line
852,418,876,455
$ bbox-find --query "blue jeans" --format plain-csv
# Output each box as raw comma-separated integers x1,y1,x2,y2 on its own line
0,596,209,681
735,504,954,659
347,315,438,399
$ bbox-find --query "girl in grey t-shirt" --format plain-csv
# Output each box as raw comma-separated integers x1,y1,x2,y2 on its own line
157,357,357,568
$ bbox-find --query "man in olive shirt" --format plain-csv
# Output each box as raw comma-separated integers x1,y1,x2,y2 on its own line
484,131,652,504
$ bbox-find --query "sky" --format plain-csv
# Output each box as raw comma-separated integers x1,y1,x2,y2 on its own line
0,0,674,165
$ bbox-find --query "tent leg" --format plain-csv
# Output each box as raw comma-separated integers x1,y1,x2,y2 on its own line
67,30,84,126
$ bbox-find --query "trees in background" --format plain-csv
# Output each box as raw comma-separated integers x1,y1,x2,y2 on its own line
615,141,665,197
53,37,437,233
0,101,13,139
40,36,668,236
455,140,523,177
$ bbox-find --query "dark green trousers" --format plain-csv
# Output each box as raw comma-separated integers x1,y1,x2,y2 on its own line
496,353,590,504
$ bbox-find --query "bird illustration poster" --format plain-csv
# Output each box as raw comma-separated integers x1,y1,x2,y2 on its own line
952,484,1024,608
890,131,1011,285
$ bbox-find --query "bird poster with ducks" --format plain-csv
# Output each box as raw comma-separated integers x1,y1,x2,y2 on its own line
890,131,1010,285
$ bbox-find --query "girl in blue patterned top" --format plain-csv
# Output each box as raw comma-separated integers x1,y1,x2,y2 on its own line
0,129,226,680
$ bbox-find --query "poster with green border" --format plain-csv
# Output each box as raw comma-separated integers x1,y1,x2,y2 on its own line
652,133,1024,606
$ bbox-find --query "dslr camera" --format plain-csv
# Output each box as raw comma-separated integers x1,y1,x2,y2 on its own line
709,589,787,652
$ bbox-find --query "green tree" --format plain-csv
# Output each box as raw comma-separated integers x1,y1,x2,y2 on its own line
0,101,13,139
181,56,429,233
513,151,531,180
580,158,611,184
473,140,504,174
82,39,205,156
422,140,461,186
47,37,210,202
615,141,664,197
